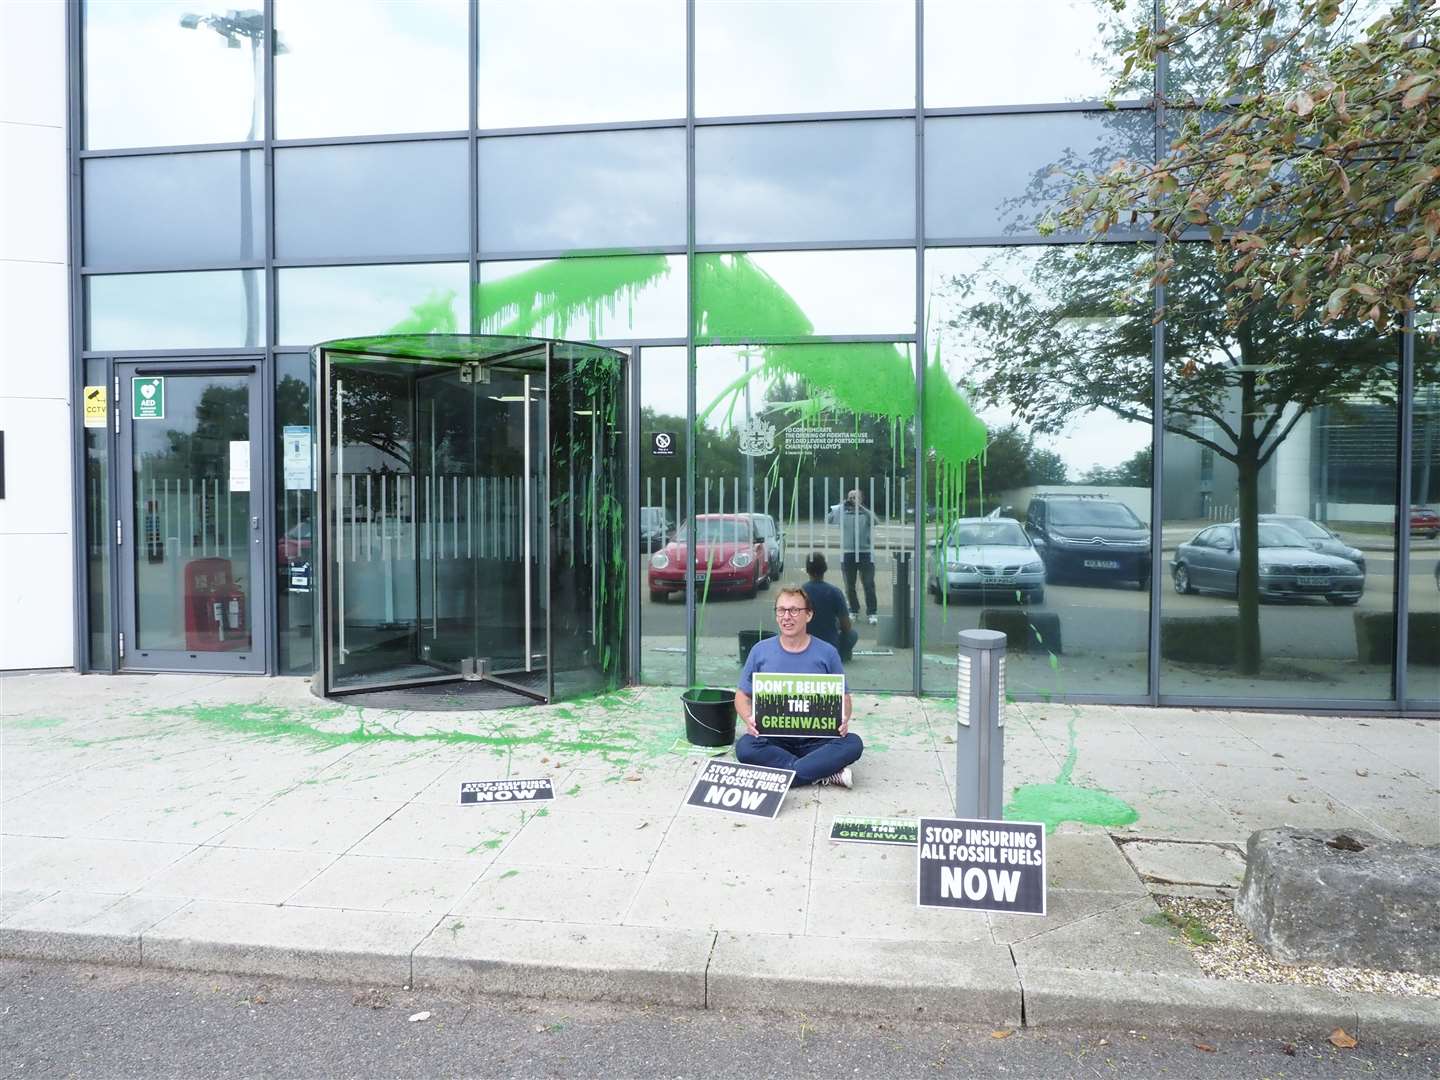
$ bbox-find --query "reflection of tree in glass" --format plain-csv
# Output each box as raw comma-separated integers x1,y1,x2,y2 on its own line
940,243,1405,674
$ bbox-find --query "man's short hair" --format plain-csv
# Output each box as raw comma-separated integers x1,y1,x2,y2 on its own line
774,585,811,612
805,551,827,575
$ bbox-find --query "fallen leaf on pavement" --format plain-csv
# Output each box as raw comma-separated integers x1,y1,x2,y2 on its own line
1355,768,1369,777
1330,1028,1358,1049
1193,1042,1216,1053
990,1029,1013,1039
1282,1042,1297,1056
408,1011,431,1023
1286,794,1301,803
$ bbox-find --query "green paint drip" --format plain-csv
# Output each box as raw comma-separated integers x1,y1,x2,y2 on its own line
1004,712,1138,834
476,254,672,339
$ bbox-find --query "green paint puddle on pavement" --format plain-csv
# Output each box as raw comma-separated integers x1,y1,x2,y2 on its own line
1005,711,1138,834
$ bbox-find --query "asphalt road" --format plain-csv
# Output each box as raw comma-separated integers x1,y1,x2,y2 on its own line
3,960,1436,1080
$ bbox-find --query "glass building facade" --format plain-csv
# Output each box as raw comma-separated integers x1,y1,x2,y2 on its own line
69,0,1437,712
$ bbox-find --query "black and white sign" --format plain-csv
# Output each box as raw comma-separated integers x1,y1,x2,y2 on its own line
651,432,677,456
916,817,1046,916
684,759,794,819
830,816,918,846
460,778,555,805
752,672,844,739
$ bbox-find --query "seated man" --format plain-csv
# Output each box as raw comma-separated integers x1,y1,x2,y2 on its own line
733,586,864,788
800,551,857,663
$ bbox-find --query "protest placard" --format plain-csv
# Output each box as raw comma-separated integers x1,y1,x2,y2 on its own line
916,817,1046,916
684,759,794,820
829,817,918,846
752,672,844,738
459,778,555,805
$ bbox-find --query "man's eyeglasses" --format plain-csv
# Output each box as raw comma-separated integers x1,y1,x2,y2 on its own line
774,607,808,618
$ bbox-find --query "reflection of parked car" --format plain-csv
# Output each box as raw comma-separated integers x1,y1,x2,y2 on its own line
1412,505,1440,539
1025,494,1150,589
1258,514,1365,573
639,506,673,553
1172,522,1365,604
745,512,785,581
278,520,312,561
648,514,770,601
928,517,1046,604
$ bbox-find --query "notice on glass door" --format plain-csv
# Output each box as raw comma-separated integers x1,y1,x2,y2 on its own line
283,425,312,489
229,441,251,492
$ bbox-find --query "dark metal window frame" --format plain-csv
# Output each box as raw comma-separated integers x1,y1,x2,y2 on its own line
63,0,1435,714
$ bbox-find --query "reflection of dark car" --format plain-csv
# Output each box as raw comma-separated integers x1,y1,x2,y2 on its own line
1172,522,1365,604
928,517,1046,604
639,506,673,553
1412,506,1440,539
1025,494,1150,589
1258,514,1365,573
648,514,770,601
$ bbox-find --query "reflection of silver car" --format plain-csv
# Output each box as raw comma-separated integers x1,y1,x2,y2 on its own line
1257,514,1365,573
1172,523,1365,605
745,512,784,581
928,518,1046,604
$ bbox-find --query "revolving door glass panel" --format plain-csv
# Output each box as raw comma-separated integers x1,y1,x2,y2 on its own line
317,336,626,701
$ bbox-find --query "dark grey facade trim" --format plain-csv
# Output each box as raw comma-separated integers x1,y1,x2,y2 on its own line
911,0,926,694
684,0,698,689
65,0,90,672
1395,311,1414,707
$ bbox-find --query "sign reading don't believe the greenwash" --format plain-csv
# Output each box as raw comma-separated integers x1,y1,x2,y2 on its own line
752,672,844,738
830,817,918,846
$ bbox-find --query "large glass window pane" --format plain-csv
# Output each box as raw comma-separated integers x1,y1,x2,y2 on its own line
84,1,265,149
696,121,914,246
479,129,686,255
925,0,1153,107
924,246,1153,698
87,271,264,351
477,255,686,340
696,0,913,116
276,353,316,675
278,263,469,347
1406,343,1440,709
276,141,467,260
638,346,688,684
478,0,685,127
1159,248,1397,701
925,112,1153,240
274,0,468,139
689,344,918,693
694,250,914,341
84,152,265,269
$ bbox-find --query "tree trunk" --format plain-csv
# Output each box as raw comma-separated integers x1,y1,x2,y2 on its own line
1235,373,1262,675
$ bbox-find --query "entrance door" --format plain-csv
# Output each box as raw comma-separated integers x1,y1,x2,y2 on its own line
116,363,266,672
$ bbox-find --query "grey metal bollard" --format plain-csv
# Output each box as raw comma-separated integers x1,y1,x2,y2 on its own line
954,628,1006,819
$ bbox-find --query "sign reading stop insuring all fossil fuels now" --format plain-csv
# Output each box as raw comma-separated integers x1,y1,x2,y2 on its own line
459,778,555,805
752,672,845,739
684,759,794,820
916,817,1047,916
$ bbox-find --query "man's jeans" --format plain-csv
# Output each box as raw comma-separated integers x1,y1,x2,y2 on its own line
735,733,864,785
841,554,877,617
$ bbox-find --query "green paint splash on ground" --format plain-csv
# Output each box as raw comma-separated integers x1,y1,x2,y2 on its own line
1005,711,1138,834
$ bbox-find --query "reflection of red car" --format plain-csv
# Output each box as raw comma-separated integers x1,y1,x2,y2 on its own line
278,520,312,561
1412,506,1440,539
648,514,770,601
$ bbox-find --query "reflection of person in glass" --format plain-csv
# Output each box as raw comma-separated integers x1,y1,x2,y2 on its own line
733,587,862,788
827,489,879,625
801,552,856,663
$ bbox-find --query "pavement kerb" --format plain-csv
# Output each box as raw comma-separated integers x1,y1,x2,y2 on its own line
3,926,1437,1042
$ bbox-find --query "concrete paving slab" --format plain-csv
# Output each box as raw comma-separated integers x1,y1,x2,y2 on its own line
804,877,991,944
412,917,712,1007
0,889,54,919
2,836,194,894
1350,990,1440,1044
650,804,818,880
0,891,187,966
1121,839,1246,888
454,864,642,925
809,826,915,884
1044,832,1147,894
285,854,485,915
211,791,406,854
410,754,582,807
134,845,336,905
556,762,701,816
989,889,1157,946
1010,897,1200,976
1111,792,1246,844
81,792,278,846
1218,794,1397,841
348,802,529,862
142,900,430,984
624,870,808,935
497,809,666,873
707,932,1022,1024
1138,733,1283,769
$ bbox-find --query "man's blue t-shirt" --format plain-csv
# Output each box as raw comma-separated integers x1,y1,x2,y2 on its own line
801,580,849,649
738,634,843,695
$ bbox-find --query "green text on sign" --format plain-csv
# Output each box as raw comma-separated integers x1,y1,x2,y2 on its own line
132,377,164,420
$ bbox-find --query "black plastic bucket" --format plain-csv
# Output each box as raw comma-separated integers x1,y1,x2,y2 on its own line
738,628,776,664
681,688,737,747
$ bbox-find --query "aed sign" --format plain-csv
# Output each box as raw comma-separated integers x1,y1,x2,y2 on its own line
459,778,554,805
752,672,844,738
650,432,676,456
916,817,1046,916
132,377,164,420
83,385,108,428
684,759,793,820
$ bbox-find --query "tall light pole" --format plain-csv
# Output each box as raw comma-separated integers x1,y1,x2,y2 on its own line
180,10,287,349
